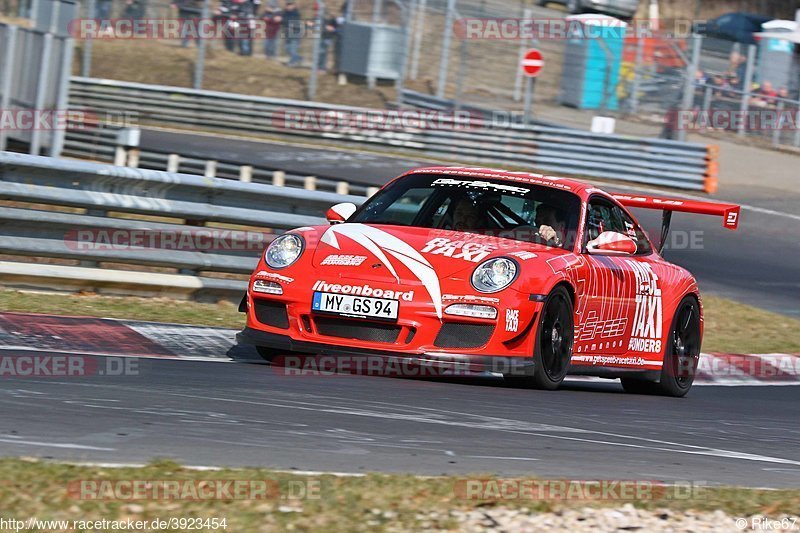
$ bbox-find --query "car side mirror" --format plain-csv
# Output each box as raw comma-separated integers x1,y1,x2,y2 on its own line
587,231,637,256
325,202,357,225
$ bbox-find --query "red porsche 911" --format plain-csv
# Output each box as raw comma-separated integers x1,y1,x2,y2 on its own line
237,167,740,397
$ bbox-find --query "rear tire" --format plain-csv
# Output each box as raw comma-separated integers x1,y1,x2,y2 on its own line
621,296,701,397
505,286,574,390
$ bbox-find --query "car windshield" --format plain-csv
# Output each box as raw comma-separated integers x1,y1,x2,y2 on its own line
349,173,582,249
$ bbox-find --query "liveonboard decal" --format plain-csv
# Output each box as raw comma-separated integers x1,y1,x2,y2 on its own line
319,224,443,318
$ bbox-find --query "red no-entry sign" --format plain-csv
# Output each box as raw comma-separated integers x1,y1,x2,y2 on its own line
521,49,544,78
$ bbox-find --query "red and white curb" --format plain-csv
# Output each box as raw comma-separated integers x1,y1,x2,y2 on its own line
0,312,797,386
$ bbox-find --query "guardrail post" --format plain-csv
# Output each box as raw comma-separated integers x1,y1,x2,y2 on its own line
127,149,140,168
193,0,211,89
51,36,75,158
629,36,644,114
436,0,456,98
772,101,785,148
82,0,95,77
678,34,701,143
336,181,350,195
366,187,380,197
273,170,286,186
304,176,317,191
409,0,427,80
30,32,53,156
738,44,756,138
513,8,532,102
702,85,712,113
167,154,180,173
795,106,800,148
204,160,217,178
0,25,17,152
114,146,127,166
239,165,253,183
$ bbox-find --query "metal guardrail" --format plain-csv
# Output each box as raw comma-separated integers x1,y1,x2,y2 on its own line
399,90,568,129
62,124,374,196
0,151,361,299
68,77,719,193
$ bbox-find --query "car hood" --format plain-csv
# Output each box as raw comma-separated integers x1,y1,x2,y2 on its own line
301,223,571,280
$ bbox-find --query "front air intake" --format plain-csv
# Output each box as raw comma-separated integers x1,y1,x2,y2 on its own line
434,323,495,349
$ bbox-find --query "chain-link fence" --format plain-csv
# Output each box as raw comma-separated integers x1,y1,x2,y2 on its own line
7,0,800,148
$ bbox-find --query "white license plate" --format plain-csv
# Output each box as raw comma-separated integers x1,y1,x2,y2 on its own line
312,292,399,321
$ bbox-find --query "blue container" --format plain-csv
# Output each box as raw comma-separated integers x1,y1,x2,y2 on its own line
559,15,627,110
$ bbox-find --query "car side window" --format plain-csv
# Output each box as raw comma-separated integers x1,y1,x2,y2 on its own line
586,200,627,242
585,198,652,255
619,210,652,255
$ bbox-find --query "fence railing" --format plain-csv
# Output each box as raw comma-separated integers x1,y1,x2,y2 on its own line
69,77,719,192
62,123,377,196
0,151,361,299
688,82,800,149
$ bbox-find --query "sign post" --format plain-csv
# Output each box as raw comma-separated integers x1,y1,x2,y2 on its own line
521,48,544,125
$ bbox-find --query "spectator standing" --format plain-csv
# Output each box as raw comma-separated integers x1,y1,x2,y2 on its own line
96,0,113,18
172,0,204,48
729,52,747,90
317,16,338,72
123,0,147,20
262,5,282,58
282,0,303,67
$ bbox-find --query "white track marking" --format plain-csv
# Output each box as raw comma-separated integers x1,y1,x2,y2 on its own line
13,380,800,467
0,436,115,451
466,455,540,461
103,387,800,467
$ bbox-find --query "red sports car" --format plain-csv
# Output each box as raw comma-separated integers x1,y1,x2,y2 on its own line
237,167,740,397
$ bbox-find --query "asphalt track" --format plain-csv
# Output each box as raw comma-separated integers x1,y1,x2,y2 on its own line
1,350,799,488
140,128,800,316
1,129,797,488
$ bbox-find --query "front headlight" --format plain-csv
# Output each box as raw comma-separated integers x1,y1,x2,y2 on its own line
471,257,519,293
265,233,304,269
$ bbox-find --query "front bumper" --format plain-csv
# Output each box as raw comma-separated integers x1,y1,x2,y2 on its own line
237,326,535,376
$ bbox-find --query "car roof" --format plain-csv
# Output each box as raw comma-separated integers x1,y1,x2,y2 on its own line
400,166,593,195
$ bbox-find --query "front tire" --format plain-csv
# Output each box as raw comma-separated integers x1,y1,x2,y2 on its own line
506,286,574,390
621,296,701,397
